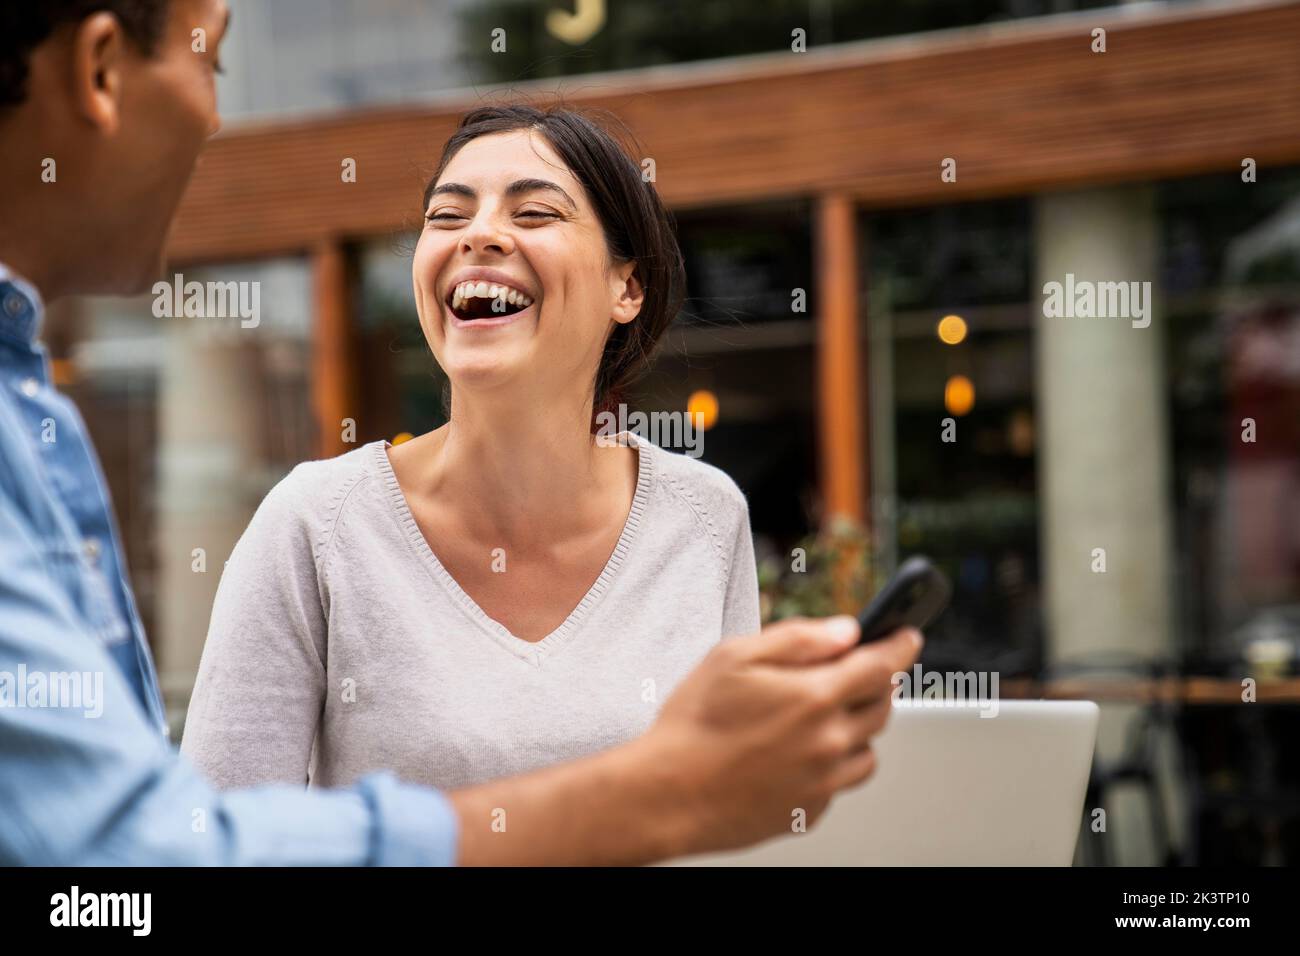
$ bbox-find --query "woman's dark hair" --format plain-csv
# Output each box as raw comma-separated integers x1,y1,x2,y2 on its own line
425,104,686,422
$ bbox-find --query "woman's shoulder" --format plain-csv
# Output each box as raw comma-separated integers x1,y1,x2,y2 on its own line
244,442,386,552
635,434,749,524
265,441,379,507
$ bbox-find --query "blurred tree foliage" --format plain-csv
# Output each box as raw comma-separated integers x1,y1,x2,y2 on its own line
458,0,1115,84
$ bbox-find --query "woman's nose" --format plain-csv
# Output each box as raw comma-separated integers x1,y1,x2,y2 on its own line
460,215,515,256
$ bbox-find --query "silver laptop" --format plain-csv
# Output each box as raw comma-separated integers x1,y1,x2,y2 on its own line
672,699,1099,866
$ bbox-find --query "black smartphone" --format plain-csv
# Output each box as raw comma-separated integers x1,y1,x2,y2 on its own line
857,555,952,644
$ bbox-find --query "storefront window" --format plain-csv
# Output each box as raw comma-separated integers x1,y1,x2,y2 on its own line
633,202,818,557
1160,166,1300,664
868,198,1040,662
356,236,447,444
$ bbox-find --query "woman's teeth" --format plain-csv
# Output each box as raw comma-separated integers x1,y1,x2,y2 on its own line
450,281,533,312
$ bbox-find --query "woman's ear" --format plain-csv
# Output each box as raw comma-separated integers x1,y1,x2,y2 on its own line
611,260,645,326
71,12,127,135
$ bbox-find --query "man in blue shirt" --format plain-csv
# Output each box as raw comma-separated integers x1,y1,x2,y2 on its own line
0,0,921,865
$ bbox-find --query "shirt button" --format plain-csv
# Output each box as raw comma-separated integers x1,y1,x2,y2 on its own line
3,292,25,316
82,537,102,564
19,377,39,398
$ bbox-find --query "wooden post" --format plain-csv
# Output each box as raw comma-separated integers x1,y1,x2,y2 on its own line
311,239,355,459
815,192,868,524
815,193,870,611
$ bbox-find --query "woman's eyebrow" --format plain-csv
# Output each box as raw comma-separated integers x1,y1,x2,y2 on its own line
424,179,577,210
427,182,476,205
506,178,577,210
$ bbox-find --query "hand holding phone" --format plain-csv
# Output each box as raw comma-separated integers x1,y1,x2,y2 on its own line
857,555,951,644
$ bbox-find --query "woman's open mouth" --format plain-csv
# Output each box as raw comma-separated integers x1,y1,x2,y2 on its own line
446,280,534,324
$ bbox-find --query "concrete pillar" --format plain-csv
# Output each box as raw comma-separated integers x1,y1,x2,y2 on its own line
1036,185,1182,865
155,320,262,728
1034,185,1174,664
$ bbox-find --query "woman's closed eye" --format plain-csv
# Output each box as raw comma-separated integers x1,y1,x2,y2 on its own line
424,208,562,228
516,207,561,221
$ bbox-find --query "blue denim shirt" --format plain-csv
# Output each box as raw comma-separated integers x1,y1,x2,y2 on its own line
0,265,457,864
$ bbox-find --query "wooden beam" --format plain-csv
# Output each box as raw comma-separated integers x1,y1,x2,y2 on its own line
167,2,1300,263
311,240,355,459
814,193,866,526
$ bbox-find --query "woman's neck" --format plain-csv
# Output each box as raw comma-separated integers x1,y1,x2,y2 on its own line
411,385,632,548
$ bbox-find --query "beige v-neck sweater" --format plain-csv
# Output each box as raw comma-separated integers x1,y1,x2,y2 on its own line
180,433,760,793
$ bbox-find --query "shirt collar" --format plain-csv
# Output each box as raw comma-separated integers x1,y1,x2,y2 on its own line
0,262,45,346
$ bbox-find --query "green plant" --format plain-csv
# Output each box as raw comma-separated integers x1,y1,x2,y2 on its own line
758,516,873,623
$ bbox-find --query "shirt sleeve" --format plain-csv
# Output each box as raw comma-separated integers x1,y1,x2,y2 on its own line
0,480,458,866
720,495,762,639
181,466,328,790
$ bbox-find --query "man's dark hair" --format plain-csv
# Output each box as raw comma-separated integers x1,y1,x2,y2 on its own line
427,104,687,423
0,1,171,108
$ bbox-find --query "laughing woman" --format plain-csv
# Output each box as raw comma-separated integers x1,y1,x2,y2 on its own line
180,105,760,792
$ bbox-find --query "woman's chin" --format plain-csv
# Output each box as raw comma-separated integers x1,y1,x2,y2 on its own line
441,355,527,394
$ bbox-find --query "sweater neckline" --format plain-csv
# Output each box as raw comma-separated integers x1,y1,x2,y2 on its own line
368,432,654,666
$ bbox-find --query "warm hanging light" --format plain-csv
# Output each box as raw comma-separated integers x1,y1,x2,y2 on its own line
944,375,975,416
686,389,719,430
937,314,968,345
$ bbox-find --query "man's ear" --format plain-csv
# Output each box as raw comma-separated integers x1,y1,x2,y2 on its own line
71,12,128,135
611,261,645,326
